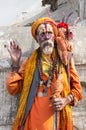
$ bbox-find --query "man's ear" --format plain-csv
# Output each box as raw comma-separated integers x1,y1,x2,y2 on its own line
36,35,39,43
36,37,38,43
35,35,40,45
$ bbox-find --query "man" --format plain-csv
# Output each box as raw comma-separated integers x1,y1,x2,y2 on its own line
5,17,82,130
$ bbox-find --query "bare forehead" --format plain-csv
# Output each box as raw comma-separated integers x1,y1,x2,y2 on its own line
37,23,53,31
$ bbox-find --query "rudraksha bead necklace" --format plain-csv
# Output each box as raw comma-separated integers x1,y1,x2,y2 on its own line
37,47,60,96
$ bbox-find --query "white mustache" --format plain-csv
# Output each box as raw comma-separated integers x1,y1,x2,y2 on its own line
41,40,54,48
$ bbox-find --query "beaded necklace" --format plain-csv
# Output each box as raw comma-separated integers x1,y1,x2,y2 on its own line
37,47,60,96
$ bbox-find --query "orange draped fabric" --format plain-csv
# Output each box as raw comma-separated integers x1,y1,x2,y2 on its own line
23,70,72,130
24,95,54,130
6,51,82,130
24,73,55,130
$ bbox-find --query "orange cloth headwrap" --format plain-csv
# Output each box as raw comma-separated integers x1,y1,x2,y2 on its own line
31,17,58,41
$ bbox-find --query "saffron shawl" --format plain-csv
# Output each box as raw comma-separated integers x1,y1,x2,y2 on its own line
12,49,73,130
12,49,38,130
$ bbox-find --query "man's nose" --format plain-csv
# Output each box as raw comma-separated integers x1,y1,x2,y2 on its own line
44,32,50,39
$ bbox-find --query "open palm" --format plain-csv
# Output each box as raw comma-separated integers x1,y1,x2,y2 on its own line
5,40,22,66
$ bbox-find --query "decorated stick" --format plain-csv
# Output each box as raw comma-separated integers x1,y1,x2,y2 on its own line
50,73,63,130
54,110,58,130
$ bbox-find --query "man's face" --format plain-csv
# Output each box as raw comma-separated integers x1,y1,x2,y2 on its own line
36,23,55,55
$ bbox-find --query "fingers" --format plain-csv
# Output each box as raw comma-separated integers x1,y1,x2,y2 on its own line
4,40,21,51
54,104,62,111
53,102,62,111
10,40,17,49
17,44,21,51
51,98,65,111
52,99,63,106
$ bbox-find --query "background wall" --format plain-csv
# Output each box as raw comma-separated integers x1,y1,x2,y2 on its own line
0,0,86,130
0,26,86,130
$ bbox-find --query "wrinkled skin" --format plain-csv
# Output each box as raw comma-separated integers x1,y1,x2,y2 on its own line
5,22,71,111
4,40,21,66
51,97,69,111
36,23,55,55
36,23,71,110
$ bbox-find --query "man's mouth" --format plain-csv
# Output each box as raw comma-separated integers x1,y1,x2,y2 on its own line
43,42,53,48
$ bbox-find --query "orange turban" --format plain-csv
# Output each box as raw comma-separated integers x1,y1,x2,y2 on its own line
31,17,58,41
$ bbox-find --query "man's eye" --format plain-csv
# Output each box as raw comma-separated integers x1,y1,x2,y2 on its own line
41,32,45,35
48,31,53,34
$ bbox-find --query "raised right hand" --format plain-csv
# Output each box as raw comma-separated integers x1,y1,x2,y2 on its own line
4,40,22,66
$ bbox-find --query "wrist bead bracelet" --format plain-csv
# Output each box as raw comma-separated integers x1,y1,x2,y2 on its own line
68,94,74,102
11,64,20,72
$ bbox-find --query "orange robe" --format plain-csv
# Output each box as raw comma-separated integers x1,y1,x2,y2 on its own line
6,57,82,130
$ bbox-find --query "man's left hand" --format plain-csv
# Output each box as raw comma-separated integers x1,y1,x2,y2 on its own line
51,97,71,111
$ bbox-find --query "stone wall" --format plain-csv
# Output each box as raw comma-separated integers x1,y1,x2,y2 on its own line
0,26,86,130
41,0,86,19
69,0,85,20
18,0,86,27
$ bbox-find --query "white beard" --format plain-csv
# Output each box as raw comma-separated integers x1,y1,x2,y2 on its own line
40,39,54,55
42,46,53,55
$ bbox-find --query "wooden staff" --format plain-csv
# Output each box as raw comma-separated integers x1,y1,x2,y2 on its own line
53,61,62,130
54,111,58,130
